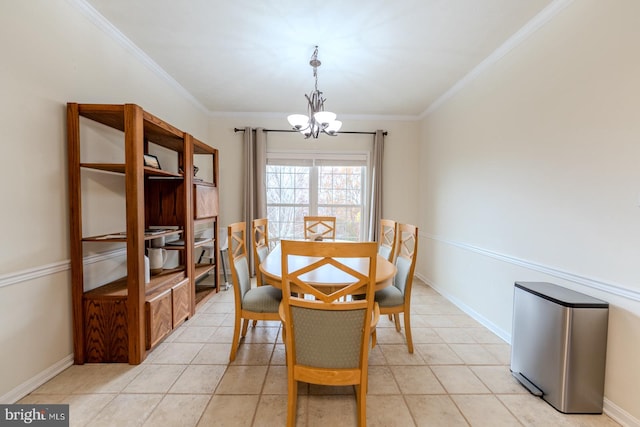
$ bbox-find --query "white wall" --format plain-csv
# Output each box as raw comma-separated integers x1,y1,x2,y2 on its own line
208,116,420,231
418,0,640,423
0,0,421,402
0,0,209,401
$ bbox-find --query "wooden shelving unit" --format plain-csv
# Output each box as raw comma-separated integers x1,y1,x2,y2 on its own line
67,103,219,364
191,137,220,305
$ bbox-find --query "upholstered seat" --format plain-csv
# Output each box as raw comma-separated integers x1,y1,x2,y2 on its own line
373,223,419,353
242,284,282,312
228,221,282,362
374,284,404,307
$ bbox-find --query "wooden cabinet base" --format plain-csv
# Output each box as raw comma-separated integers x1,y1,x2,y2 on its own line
83,299,129,363
83,278,192,362
172,279,190,327
145,289,173,350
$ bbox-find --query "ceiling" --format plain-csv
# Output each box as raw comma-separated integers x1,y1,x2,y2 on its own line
83,0,554,118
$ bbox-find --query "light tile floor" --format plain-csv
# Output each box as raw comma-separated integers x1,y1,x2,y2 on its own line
20,277,620,426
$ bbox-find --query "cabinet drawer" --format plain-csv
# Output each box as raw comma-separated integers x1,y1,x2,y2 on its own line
172,279,190,327
194,184,218,219
145,288,172,349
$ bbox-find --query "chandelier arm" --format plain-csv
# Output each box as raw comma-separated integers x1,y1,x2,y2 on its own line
289,46,339,138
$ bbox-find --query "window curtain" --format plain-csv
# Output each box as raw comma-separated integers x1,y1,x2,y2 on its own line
243,127,267,276
368,130,385,241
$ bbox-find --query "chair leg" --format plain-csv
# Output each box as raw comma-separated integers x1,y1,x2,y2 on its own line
252,320,258,327
371,329,377,348
356,383,367,427
387,314,393,321
394,313,401,332
220,249,229,284
287,378,298,427
241,318,250,337
404,309,414,354
229,314,242,362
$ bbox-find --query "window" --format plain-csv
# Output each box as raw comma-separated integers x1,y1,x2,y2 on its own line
266,153,368,242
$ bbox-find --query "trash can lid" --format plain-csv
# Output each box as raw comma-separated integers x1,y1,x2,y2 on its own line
514,282,608,308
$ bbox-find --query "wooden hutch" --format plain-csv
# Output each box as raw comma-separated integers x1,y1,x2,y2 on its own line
67,103,219,364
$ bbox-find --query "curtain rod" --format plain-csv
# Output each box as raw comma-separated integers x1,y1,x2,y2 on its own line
234,128,387,136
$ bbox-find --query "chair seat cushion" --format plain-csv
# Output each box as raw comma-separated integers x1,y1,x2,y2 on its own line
375,286,404,308
243,285,282,313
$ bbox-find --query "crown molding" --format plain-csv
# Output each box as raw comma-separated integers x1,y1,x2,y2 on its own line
67,0,209,115
208,110,420,122
420,0,574,118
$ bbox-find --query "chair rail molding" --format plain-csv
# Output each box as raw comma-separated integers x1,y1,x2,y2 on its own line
0,248,126,289
421,232,640,303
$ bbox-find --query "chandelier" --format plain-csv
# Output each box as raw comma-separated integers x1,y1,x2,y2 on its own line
287,46,342,138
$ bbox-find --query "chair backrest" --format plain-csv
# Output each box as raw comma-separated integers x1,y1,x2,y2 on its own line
228,222,252,303
393,223,419,297
280,240,377,377
378,219,398,262
252,218,270,286
303,216,336,240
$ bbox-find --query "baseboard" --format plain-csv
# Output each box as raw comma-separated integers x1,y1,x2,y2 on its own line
0,354,73,404
415,272,511,343
603,398,640,427
416,272,640,427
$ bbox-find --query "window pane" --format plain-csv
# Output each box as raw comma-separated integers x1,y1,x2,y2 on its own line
266,161,365,241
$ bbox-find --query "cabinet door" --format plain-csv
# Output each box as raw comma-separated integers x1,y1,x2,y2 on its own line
83,298,129,363
145,179,186,225
172,279,190,327
145,288,172,349
194,184,219,219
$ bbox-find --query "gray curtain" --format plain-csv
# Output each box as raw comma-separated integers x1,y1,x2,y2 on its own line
368,130,385,241
243,127,267,276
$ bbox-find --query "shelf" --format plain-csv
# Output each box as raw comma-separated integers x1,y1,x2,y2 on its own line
192,179,215,186
195,263,216,280
195,238,214,249
80,163,182,178
164,237,212,250
77,104,185,152
195,283,217,307
83,229,182,242
84,269,186,299
192,137,215,155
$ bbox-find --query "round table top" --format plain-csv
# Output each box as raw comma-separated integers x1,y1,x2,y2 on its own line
259,242,397,293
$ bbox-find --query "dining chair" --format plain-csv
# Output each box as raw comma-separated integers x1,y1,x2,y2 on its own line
279,240,379,427
378,219,398,262
303,215,336,240
227,221,282,362
252,218,270,287
372,223,418,353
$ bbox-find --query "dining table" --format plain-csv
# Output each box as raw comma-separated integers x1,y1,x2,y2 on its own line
259,241,397,295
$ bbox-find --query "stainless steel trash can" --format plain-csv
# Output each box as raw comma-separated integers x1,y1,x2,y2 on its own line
510,281,608,414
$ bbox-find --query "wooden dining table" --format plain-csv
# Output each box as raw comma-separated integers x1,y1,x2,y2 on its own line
259,241,397,294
